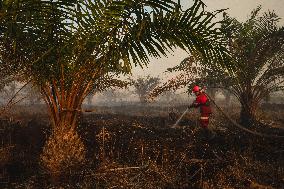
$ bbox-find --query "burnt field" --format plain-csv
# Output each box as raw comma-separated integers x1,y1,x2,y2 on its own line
0,103,284,189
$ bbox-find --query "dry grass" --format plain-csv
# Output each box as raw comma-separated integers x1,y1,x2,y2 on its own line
1,104,284,188
40,126,86,180
0,145,13,167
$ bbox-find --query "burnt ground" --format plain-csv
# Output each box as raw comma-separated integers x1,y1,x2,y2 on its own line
0,104,283,188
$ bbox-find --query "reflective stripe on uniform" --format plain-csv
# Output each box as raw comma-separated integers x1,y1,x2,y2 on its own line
200,117,209,120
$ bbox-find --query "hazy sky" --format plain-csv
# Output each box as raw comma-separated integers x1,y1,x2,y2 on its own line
131,0,284,77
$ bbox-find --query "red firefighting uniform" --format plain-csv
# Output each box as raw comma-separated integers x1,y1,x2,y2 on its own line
192,93,212,128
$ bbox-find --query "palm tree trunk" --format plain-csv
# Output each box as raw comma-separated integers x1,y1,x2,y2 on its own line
240,94,258,126
40,77,92,178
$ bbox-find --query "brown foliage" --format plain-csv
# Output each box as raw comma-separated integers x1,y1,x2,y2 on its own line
40,126,86,178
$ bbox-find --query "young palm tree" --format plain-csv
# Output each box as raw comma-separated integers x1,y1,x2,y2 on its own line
221,8,284,125
151,7,284,126
130,75,160,103
1,0,230,175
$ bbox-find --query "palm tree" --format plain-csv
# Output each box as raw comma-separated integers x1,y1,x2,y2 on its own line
130,75,161,103
221,7,284,125
1,0,230,175
151,7,284,126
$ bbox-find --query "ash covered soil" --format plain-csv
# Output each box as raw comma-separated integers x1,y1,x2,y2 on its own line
1,104,284,188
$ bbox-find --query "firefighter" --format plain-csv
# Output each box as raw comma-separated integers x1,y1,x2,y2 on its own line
188,85,215,139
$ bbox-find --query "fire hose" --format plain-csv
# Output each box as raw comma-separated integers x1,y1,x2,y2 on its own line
205,93,284,139
171,108,189,128
66,95,284,139
170,92,284,139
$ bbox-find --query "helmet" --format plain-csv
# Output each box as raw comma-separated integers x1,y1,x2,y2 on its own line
192,85,200,93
